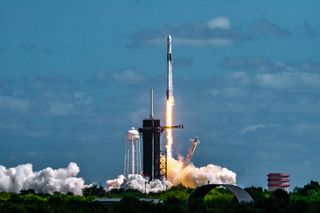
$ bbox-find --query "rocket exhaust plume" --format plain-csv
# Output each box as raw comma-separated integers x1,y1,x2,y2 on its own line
166,35,174,158
167,157,236,188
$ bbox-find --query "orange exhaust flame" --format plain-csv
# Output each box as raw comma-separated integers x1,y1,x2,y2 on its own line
165,98,174,159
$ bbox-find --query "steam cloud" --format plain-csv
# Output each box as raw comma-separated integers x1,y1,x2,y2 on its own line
105,157,236,193
167,157,236,188
0,152,235,195
0,162,85,195
105,174,170,193
0,160,236,195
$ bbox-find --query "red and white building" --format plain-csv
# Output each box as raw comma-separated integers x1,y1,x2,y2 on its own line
267,173,290,192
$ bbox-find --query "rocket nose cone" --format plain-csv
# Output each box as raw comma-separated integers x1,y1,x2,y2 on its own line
167,35,172,42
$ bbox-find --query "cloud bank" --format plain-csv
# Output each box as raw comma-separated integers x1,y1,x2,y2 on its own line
0,162,85,195
128,16,242,48
128,17,291,48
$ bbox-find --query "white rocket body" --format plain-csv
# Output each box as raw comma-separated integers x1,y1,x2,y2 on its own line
166,35,174,103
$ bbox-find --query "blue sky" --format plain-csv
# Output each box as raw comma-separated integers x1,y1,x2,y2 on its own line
1,0,320,188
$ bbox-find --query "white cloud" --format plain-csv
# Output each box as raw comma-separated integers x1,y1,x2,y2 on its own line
207,16,231,29
49,102,74,116
221,57,320,73
129,16,239,48
74,92,94,107
0,95,29,112
129,17,291,48
240,123,281,134
94,70,109,81
226,71,251,85
149,37,233,47
113,69,146,85
174,38,233,47
292,123,320,134
255,72,320,89
250,18,290,37
240,124,267,134
208,87,248,98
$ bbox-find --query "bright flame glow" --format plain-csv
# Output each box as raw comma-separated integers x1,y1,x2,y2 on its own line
166,98,174,158
167,157,236,188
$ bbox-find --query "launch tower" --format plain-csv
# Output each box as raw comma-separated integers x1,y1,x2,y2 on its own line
139,90,162,180
138,89,183,180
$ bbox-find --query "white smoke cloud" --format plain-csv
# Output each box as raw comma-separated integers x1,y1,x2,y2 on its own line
167,157,236,188
105,157,236,193
105,174,171,194
105,175,126,191
0,149,235,195
0,159,235,195
0,162,85,195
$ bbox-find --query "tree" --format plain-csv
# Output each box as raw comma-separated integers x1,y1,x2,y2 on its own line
294,180,320,196
82,184,105,197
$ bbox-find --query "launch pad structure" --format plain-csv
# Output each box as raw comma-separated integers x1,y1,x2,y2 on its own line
139,90,183,180
138,90,162,179
138,114,162,179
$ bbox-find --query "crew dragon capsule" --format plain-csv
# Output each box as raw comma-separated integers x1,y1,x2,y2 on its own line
166,35,174,103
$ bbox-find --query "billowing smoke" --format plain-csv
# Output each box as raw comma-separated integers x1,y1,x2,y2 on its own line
0,162,85,195
105,156,236,193
167,157,236,188
105,175,126,191
105,174,171,193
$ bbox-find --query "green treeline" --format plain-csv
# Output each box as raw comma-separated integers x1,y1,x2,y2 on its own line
0,181,320,212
